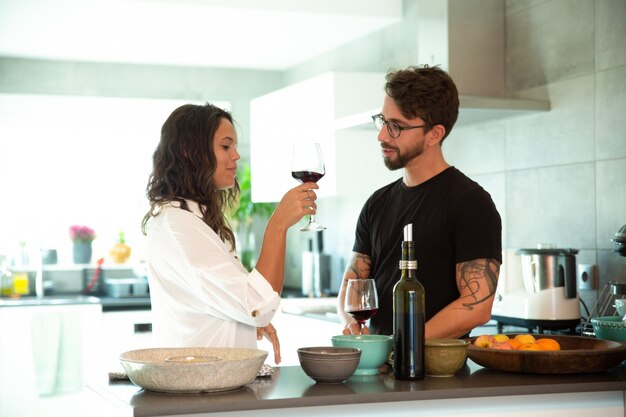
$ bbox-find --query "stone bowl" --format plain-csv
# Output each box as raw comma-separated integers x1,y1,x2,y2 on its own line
331,334,393,375
425,338,469,377
119,347,267,393
592,316,626,343
297,346,361,383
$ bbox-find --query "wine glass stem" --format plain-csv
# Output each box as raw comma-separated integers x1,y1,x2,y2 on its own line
309,214,317,224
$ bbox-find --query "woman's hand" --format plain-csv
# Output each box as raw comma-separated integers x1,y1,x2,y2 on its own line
269,183,319,231
257,323,281,364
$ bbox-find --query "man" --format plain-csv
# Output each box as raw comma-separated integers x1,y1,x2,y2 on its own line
338,65,502,339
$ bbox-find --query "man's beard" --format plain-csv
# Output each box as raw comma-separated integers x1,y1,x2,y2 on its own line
382,139,425,170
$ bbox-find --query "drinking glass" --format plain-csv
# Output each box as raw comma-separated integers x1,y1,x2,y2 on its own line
344,279,379,334
291,143,326,231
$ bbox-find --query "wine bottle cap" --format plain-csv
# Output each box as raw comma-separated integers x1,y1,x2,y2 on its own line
403,224,413,241
399,260,418,270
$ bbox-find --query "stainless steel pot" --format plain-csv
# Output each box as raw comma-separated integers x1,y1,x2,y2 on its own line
516,248,578,299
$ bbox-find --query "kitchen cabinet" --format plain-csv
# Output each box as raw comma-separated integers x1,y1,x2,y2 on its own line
0,302,105,417
257,307,342,366
101,309,155,373
249,71,385,202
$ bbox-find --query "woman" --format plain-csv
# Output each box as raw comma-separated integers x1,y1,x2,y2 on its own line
141,103,317,363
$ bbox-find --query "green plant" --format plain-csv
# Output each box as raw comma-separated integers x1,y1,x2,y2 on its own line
230,164,275,226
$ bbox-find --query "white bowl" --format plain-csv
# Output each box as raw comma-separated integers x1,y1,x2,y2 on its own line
119,347,267,393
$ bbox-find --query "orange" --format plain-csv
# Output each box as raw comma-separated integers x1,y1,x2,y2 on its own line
518,342,541,351
508,339,522,350
514,334,536,345
535,338,561,351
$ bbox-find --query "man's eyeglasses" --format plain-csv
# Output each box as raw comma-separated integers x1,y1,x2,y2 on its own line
371,113,427,139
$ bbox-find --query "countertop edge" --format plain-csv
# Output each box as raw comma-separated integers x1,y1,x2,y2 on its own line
91,365,626,416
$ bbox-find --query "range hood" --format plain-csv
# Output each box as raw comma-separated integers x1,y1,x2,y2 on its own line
334,0,549,130
249,0,550,202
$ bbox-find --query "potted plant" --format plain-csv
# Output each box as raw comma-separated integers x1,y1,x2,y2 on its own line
69,225,96,264
229,164,276,271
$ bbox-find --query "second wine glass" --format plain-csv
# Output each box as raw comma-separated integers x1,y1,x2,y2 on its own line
344,279,379,334
291,142,326,232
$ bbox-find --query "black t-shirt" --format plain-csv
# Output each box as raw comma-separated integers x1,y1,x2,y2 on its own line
353,166,502,336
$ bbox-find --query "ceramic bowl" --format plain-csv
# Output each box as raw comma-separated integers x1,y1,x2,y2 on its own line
119,347,267,393
331,334,393,375
297,346,361,383
424,338,469,377
591,316,626,343
613,299,626,318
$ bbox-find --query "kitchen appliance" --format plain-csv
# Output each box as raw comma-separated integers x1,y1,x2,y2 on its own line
580,223,626,336
491,247,580,333
301,233,331,297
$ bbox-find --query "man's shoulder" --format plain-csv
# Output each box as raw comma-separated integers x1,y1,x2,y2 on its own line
444,167,489,196
365,177,404,204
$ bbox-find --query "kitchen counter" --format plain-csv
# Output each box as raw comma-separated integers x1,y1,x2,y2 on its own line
0,294,151,311
88,360,626,417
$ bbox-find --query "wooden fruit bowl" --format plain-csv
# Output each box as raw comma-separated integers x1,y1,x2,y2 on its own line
467,334,626,374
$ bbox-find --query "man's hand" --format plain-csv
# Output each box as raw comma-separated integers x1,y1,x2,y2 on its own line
342,322,370,335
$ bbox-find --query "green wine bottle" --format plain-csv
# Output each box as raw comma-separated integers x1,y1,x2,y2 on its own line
393,223,425,380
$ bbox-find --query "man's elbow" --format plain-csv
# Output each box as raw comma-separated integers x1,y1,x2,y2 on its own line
473,302,495,327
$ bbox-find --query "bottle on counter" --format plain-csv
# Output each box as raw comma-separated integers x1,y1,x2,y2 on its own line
110,231,132,264
392,223,425,380
1,257,14,297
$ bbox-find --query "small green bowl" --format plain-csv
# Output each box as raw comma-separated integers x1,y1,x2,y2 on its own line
591,316,626,343
425,338,469,377
331,334,392,375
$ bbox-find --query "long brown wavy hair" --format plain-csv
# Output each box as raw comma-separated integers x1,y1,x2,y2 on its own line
141,103,240,251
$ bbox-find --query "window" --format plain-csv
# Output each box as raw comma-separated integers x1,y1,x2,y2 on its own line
0,94,229,264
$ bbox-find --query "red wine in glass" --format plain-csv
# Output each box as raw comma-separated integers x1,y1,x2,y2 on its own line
291,170,325,183
344,279,379,334
347,308,378,328
291,143,326,232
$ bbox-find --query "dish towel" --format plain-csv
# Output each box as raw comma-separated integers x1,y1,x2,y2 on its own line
31,312,83,396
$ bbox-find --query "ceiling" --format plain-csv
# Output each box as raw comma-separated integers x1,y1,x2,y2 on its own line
0,0,402,70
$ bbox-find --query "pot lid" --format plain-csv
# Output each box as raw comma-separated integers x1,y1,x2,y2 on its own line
516,248,579,255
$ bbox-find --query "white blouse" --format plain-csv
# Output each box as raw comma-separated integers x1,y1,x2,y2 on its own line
145,200,280,349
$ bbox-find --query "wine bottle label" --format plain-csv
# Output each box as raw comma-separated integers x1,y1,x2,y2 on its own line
399,260,417,270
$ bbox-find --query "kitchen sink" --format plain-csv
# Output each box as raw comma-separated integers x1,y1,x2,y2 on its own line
0,294,101,307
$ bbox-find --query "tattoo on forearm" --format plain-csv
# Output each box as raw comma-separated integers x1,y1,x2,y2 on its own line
458,259,499,310
347,253,371,280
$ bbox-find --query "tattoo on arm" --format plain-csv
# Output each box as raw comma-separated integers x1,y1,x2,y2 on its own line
346,253,371,280
457,258,500,310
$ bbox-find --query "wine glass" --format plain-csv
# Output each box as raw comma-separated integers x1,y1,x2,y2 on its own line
344,279,379,334
291,142,326,232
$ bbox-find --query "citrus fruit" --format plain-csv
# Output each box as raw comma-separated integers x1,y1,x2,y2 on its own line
535,338,561,351
514,334,536,345
518,342,541,351
508,339,522,350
